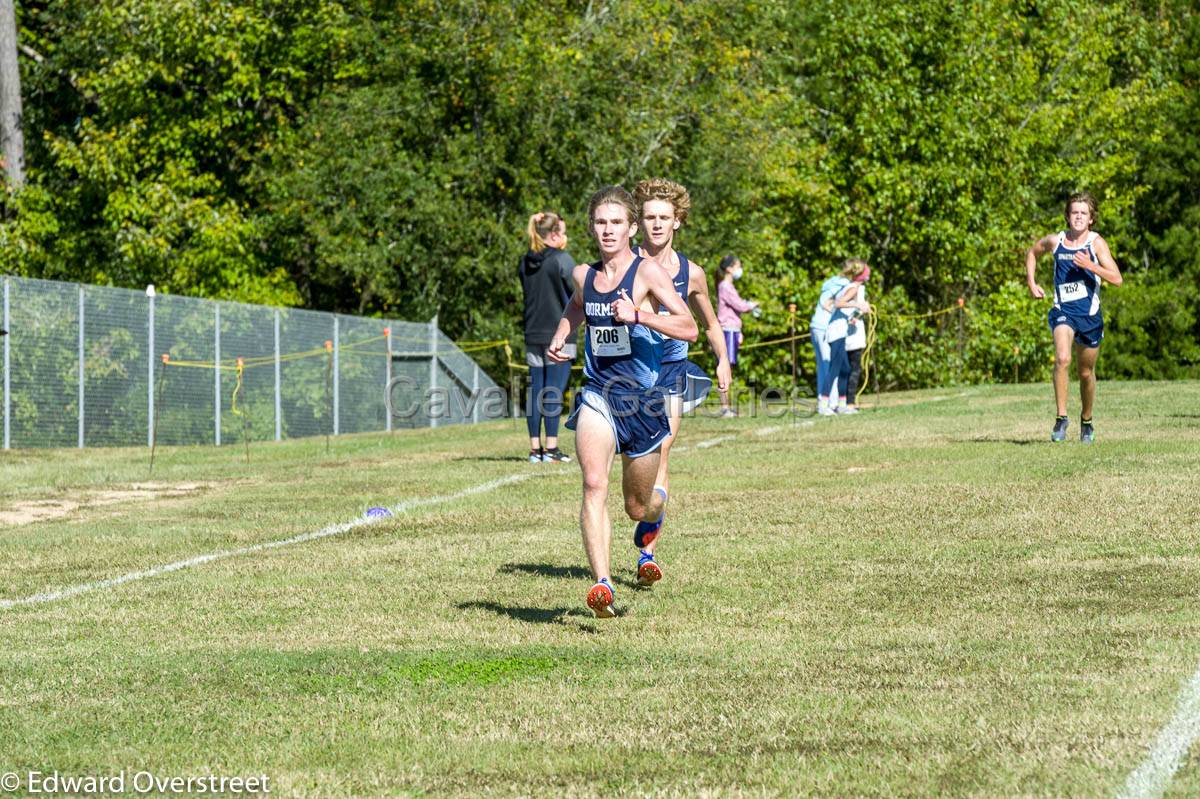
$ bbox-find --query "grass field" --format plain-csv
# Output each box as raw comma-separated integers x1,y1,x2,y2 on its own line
2,380,1200,798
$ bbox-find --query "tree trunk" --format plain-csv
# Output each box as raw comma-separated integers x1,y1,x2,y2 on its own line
0,0,24,190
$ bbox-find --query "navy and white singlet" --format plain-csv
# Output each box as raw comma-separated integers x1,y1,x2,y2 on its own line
1052,231,1101,318
658,254,691,364
651,253,713,411
1047,231,1105,348
566,255,671,456
581,256,660,392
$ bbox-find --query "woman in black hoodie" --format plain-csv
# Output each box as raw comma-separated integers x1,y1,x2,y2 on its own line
519,212,577,463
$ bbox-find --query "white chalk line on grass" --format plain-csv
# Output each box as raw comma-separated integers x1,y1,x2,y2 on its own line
671,434,737,454
3,423,798,611
0,473,541,611
695,435,736,449
873,389,974,409
1118,662,1200,799
755,421,815,436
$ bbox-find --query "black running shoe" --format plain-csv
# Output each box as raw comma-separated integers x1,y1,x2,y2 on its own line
542,447,572,463
1050,416,1068,442
1080,420,1095,444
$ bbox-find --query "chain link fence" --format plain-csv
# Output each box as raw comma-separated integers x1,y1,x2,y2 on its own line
1,276,507,449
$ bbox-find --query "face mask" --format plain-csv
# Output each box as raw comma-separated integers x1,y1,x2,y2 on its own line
732,268,744,280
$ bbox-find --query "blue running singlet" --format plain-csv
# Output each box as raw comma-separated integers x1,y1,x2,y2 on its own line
657,253,691,364
1052,231,1101,318
582,256,661,392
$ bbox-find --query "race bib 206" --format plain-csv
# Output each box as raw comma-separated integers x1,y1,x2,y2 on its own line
589,324,631,357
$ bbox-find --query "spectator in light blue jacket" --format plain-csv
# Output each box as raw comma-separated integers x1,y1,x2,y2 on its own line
811,259,871,413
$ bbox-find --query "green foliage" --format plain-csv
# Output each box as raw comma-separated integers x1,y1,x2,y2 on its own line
2,0,1197,389
5,0,353,303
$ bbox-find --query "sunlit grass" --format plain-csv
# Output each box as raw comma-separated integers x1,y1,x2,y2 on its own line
1,380,1199,797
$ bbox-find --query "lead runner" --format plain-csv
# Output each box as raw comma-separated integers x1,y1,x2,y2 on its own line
546,185,697,618
1025,191,1123,443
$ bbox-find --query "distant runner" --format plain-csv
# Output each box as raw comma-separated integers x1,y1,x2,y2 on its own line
1025,192,1123,443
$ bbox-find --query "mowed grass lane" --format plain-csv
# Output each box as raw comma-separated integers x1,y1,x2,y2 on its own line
1,380,1198,797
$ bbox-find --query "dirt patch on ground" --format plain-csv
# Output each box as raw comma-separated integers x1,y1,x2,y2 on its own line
846,463,895,474
0,483,211,527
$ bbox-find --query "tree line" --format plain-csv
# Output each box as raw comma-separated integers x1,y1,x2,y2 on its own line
1,0,1196,390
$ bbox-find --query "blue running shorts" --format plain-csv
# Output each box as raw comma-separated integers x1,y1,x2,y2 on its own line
565,386,670,458
1048,308,1104,349
655,359,713,414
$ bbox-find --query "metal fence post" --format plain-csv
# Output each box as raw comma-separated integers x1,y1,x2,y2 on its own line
274,309,281,442
385,326,393,433
472,363,480,424
429,315,438,428
333,316,340,436
3,276,9,450
78,285,85,448
214,304,221,446
147,286,155,448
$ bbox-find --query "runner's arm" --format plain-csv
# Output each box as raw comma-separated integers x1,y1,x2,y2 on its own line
547,275,588,362
688,264,731,391
1025,234,1056,299
616,267,697,342
1080,236,1123,286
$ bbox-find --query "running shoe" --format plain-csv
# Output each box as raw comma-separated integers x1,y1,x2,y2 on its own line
719,407,738,418
633,487,668,549
528,448,544,463
586,578,617,618
1080,421,1095,444
836,406,859,415
637,549,663,587
542,447,572,463
1050,417,1068,442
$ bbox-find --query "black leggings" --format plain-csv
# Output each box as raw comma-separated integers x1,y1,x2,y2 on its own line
526,360,572,439
846,348,863,404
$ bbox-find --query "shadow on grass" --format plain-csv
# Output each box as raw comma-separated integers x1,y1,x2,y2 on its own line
451,455,532,463
501,562,591,580
499,562,639,590
457,601,594,630
961,437,1042,446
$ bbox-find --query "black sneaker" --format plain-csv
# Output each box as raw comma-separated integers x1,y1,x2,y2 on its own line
542,447,572,463
1080,420,1095,444
529,448,544,463
1050,416,1068,442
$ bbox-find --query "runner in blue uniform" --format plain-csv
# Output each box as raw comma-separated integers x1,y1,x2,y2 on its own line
547,185,698,618
1025,192,1123,443
628,177,730,588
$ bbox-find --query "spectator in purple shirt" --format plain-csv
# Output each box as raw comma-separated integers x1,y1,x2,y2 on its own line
715,255,759,418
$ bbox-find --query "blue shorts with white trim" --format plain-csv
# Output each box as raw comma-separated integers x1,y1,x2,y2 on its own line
1048,308,1104,349
655,359,713,414
565,385,670,458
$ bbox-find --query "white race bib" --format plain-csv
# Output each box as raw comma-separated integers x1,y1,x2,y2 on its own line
1057,281,1088,303
589,324,631,357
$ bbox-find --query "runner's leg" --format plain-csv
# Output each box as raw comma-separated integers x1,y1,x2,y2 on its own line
1052,324,1074,417
575,404,617,582
1076,342,1100,420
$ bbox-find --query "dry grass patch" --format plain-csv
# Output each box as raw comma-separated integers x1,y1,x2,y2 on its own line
0,482,215,527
